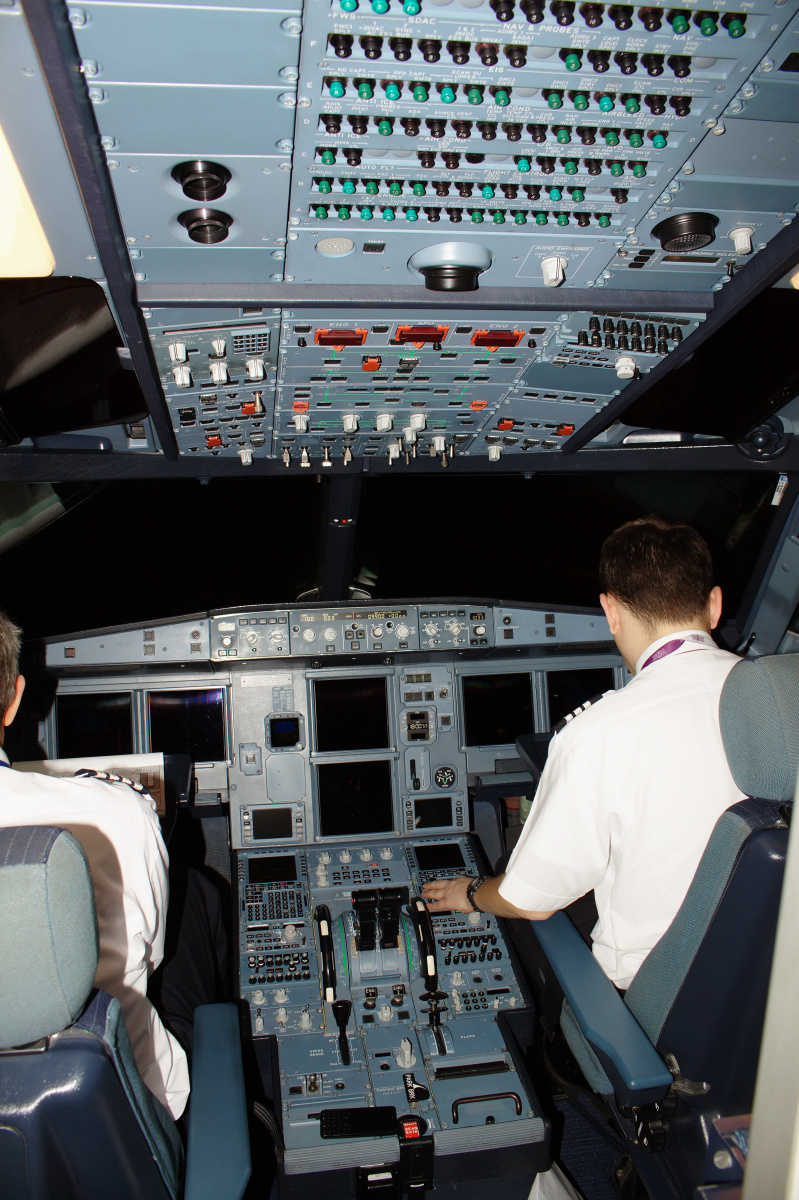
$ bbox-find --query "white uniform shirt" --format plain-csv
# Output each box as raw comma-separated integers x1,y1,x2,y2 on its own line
499,631,746,988
0,749,190,1118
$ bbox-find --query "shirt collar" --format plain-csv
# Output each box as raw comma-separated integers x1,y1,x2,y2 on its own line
634,629,716,676
0,747,10,767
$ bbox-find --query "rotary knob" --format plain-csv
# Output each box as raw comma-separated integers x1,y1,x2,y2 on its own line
371,625,384,638
323,627,337,641
244,630,258,644
449,622,462,635
221,636,232,647
380,847,393,861
395,623,410,639
252,989,265,1004
474,625,486,636
424,623,438,636
270,629,283,641
340,849,352,863
359,848,371,862
302,628,316,642
319,851,331,864
275,989,288,1004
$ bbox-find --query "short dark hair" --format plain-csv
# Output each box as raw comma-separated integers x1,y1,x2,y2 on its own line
599,518,715,629
0,608,21,715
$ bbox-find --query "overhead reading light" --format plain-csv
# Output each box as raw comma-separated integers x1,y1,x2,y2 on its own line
0,122,55,277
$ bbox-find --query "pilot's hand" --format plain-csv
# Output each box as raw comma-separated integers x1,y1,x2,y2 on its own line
421,874,472,913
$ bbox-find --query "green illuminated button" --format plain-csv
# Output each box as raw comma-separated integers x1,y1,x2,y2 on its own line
494,89,511,106
598,95,614,112
337,206,351,219
482,184,495,198
360,206,373,219
557,212,569,226
671,11,688,32
382,207,395,220
609,161,623,176
406,207,418,221
389,180,402,195
571,187,585,201
371,0,388,10
329,80,345,98
318,179,332,193
403,0,420,12
378,119,393,135
315,205,328,218
628,131,643,147
557,128,571,144
652,133,667,148
385,83,401,100
605,130,619,145
535,212,548,225
632,162,646,177
514,211,526,224
413,182,426,196
699,14,716,34
321,150,336,165
467,88,483,105
564,52,581,71
624,96,640,113
549,186,562,200
573,92,589,110
413,85,428,102
440,86,456,103
726,16,744,36
343,180,356,194
340,0,358,9
516,157,531,172
365,180,379,194
563,159,578,173
493,210,505,223
597,213,610,226
471,210,484,222
358,82,373,99
547,92,563,109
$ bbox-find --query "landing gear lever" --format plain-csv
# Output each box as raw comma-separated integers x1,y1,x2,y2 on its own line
332,999,352,1065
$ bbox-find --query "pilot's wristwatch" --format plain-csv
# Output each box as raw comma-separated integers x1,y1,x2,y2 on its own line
466,875,486,912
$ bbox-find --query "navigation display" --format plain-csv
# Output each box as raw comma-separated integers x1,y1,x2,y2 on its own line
56,693,133,758
314,677,389,752
547,668,615,730
317,759,394,837
461,673,534,747
149,688,226,762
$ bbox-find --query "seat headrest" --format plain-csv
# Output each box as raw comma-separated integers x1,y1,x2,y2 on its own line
0,826,98,1048
720,655,799,801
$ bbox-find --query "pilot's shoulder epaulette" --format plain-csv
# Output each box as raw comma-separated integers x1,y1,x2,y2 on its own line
552,692,606,736
73,768,145,793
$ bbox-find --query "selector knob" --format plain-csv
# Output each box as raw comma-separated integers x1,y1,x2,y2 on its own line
246,358,265,380
254,1015,264,1033
168,342,187,363
432,435,447,454
425,623,438,636
378,1004,393,1022
293,414,309,433
474,625,486,636
342,414,359,433
302,628,316,642
221,636,232,647
253,990,265,1004
210,338,226,357
376,413,393,432
210,360,228,384
172,365,192,388
395,624,410,639
323,627,337,641
284,924,298,941
451,971,463,987
340,850,352,863
270,630,283,642
275,989,288,1004
467,912,481,925
359,848,371,862
319,852,331,864
276,1007,288,1023
450,622,462,635
299,1011,313,1030
402,427,417,445
244,630,258,644
371,626,384,638
380,847,393,860
409,413,426,432
396,1037,417,1068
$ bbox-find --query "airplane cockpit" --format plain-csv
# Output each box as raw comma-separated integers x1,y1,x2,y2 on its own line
2,0,799,1192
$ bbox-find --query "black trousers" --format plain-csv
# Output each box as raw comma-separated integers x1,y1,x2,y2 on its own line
148,865,230,1060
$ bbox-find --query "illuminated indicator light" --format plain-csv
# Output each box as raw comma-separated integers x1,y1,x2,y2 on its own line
597,213,610,226
571,187,584,201
360,206,374,218
699,14,716,34
671,12,688,32
321,151,336,165
547,92,563,109
342,180,356,194
482,184,495,198
494,89,511,106
441,86,456,103
385,83,401,100
556,129,571,144
609,161,623,176
318,179,332,193
358,82,373,99
624,96,640,113
605,130,619,145
406,207,418,220
329,80,345,98
315,205,328,218
548,186,562,200
535,212,548,225
563,159,578,173
413,85,428,102
726,17,744,36
471,210,484,222
337,206,351,219
403,0,420,12
467,88,483,105
514,212,526,224
573,92,589,110
598,95,614,112
516,157,531,172
365,180,379,194
632,163,646,177
378,120,393,135
382,207,395,220
389,181,402,195
652,133,666,148
628,131,643,147
493,210,505,223
557,212,569,225
564,52,581,71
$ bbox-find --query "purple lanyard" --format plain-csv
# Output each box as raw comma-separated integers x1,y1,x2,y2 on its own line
640,634,713,672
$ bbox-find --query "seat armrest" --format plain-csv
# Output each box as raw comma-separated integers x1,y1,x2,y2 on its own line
185,1004,251,1200
533,913,672,1108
